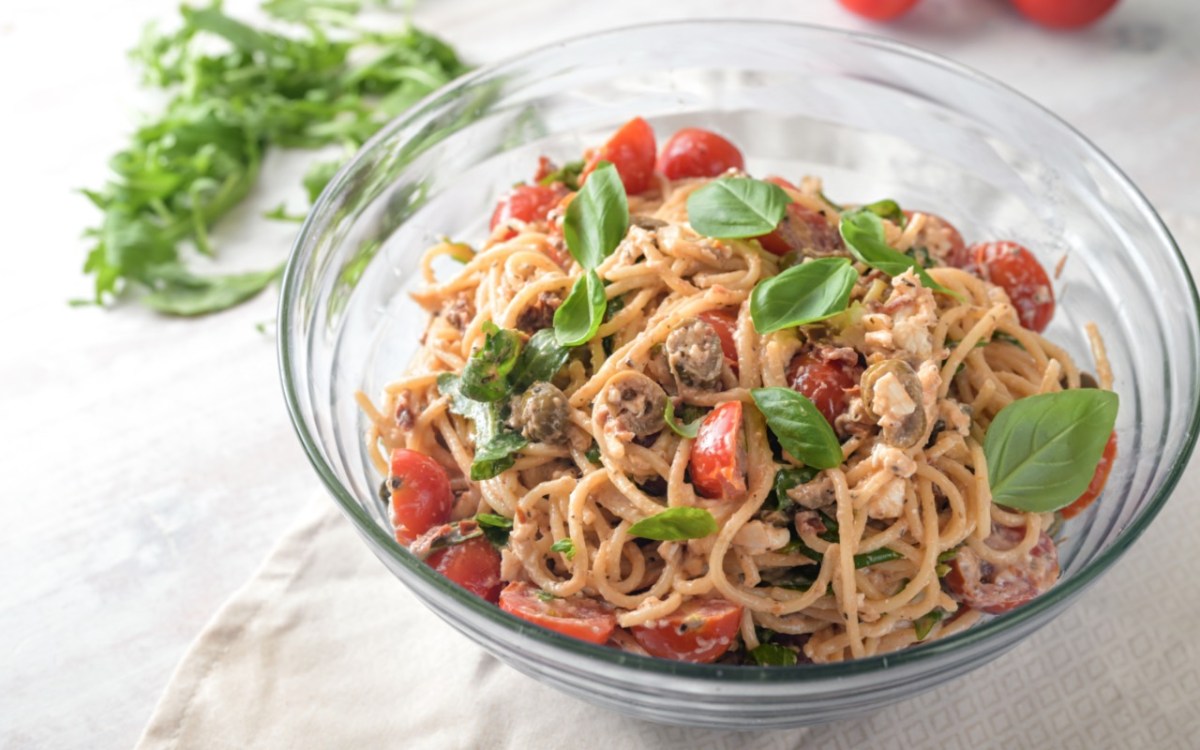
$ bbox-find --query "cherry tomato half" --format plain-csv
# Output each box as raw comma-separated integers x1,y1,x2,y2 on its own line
905,210,970,269
756,204,844,257
689,401,747,501
656,128,745,180
498,582,617,644
581,116,657,195
944,526,1059,615
697,308,739,370
970,241,1055,333
630,598,743,663
838,0,921,21
1010,0,1118,29
419,522,504,602
787,349,861,428
489,184,565,232
389,448,453,544
1060,431,1118,519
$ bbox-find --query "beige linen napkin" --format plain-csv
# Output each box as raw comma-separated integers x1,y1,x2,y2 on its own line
137,477,1200,749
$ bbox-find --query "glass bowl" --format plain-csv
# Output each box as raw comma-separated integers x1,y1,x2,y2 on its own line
278,21,1200,728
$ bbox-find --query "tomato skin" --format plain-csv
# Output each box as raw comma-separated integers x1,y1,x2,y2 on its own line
689,401,747,501
389,449,453,544
657,128,745,180
631,598,743,663
697,309,739,369
582,117,657,195
1010,0,1118,29
905,210,969,269
422,524,503,603
838,0,921,21
756,204,844,257
498,582,617,644
787,349,861,428
971,241,1055,333
489,184,564,232
1060,431,1118,519
944,526,1059,615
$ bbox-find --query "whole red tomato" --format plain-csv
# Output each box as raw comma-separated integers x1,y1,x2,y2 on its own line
838,0,921,21
1010,0,1119,29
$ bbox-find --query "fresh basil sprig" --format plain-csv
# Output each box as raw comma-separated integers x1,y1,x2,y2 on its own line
687,177,792,239
984,389,1119,513
550,538,577,560
439,373,528,480
751,387,843,470
475,513,514,548
839,209,957,298
750,257,858,334
770,466,821,512
861,198,906,226
511,328,570,392
539,159,584,191
553,270,606,347
664,399,706,439
628,507,718,541
750,642,798,667
460,322,522,402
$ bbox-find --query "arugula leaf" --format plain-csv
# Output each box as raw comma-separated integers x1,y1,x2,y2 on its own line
511,329,570,393
984,390,1119,513
539,159,584,191
914,609,945,641
838,209,958,298
750,388,844,470
628,507,718,541
461,322,522,402
476,513,514,548
438,373,528,480
861,198,906,226
563,161,629,271
82,3,468,313
750,257,858,334
750,642,798,667
550,538,577,561
687,178,792,239
664,399,706,439
770,466,821,512
553,270,606,347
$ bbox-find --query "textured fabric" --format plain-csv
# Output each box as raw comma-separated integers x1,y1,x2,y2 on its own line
137,464,1200,749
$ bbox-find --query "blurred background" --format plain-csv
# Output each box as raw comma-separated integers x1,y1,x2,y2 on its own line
2,0,1197,746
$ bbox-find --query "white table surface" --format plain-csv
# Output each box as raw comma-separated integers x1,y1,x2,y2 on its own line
2,0,1197,747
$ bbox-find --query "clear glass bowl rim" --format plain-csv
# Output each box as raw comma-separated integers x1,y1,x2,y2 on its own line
278,19,1200,682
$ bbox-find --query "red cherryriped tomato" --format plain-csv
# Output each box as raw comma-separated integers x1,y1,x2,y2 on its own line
905,210,970,269
698,308,739,370
944,526,1060,614
756,204,844,257
416,522,504,602
838,0,921,21
389,448,453,544
498,582,617,644
630,598,743,663
970,241,1055,333
656,128,745,180
1010,0,1118,29
489,184,564,232
581,116,657,195
787,349,861,428
689,401,747,501
1060,431,1118,519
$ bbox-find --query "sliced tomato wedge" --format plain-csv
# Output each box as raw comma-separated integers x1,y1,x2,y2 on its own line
414,522,503,603
498,582,617,644
1060,431,1118,519
786,348,861,428
389,448,453,544
689,401,747,500
581,116,657,195
489,184,565,232
944,526,1060,615
630,598,743,663
656,128,745,180
971,241,1055,333
697,308,739,371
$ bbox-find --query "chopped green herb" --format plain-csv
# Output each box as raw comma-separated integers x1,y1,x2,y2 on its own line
539,159,584,190
914,609,945,641
475,513,514,547
535,589,557,602
438,373,527,480
750,642,798,667
770,466,820,512
550,538,577,561
585,443,602,465
664,399,706,439
461,322,523,402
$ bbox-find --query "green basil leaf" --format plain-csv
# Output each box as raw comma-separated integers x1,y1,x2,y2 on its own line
628,507,718,541
984,389,1119,513
770,466,820,511
585,442,602,465
476,513,513,548
750,257,858,334
460,322,522,402
564,161,628,271
913,608,945,641
839,209,958,298
471,431,527,481
550,538,577,561
511,328,570,392
687,177,792,239
141,264,282,316
751,387,843,470
439,373,528,480
862,198,906,226
664,399,705,439
750,643,798,667
539,159,584,191
553,270,606,347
